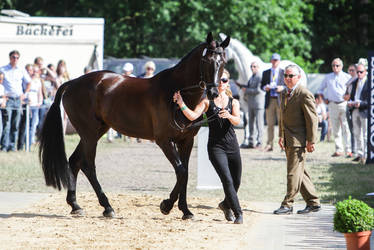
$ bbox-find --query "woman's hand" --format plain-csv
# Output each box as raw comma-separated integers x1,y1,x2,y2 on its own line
173,91,184,106
306,141,315,153
218,109,231,119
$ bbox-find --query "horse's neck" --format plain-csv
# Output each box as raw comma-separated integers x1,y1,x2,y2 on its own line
171,55,204,108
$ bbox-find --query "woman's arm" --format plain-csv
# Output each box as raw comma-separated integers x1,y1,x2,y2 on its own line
173,91,208,121
218,98,241,126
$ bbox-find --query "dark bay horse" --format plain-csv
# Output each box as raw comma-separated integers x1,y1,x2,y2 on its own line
39,32,230,220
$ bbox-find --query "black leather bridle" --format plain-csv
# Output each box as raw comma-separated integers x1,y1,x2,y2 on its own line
171,46,226,131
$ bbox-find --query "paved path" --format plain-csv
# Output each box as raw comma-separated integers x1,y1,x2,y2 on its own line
246,202,348,249
0,192,49,218
1,192,373,249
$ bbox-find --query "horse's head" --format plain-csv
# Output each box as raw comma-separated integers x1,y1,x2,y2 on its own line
201,32,230,100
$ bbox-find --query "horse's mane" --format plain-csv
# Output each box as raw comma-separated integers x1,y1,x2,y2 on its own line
175,42,206,67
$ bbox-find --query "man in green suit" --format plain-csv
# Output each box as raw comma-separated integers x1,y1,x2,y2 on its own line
273,64,321,215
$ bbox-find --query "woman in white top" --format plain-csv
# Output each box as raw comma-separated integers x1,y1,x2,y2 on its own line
27,64,43,146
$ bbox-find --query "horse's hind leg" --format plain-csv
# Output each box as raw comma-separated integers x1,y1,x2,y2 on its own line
79,135,115,217
66,141,85,215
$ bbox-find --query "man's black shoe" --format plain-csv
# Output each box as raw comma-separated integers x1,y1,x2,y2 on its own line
273,206,293,215
352,157,361,162
240,143,250,149
297,205,321,214
218,202,234,221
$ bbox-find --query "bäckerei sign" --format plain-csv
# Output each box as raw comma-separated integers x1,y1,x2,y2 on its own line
16,24,73,37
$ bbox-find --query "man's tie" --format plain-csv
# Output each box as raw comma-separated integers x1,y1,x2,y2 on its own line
287,89,292,100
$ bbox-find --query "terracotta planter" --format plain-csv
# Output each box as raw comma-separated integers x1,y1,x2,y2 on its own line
344,231,372,250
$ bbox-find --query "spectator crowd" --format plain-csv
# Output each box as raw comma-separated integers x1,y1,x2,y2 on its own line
238,54,368,164
0,50,74,152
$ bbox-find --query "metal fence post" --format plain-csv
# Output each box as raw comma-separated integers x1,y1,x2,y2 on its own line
25,104,29,152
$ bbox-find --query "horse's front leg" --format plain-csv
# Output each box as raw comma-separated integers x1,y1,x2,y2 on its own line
176,138,194,220
156,139,193,220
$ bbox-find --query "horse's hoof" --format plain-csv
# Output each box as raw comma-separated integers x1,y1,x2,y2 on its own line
103,208,115,218
160,199,173,215
71,209,85,216
182,213,194,220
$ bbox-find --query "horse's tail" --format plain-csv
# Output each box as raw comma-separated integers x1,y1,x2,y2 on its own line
38,81,73,190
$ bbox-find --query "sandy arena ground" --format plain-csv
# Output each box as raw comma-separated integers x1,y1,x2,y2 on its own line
0,192,254,249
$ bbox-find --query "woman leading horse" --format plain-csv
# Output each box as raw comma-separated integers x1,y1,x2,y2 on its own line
173,69,243,224
39,32,230,220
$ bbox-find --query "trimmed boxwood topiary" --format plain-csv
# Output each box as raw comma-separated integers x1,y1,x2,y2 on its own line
334,196,374,233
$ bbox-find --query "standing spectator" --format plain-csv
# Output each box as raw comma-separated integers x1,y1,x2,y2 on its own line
0,72,6,141
26,64,43,147
37,64,60,131
260,53,285,152
56,59,70,134
314,94,328,141
344,64,357,155
138,61,156,78
0,50,31,152
44,63,60,96
56,60,70,83
17,64,33,151
344,63,369,164
274,65,320,215
34,57,45,78
32,57,49,135
241,61,264,149
37,63,60,134
317,58,351,157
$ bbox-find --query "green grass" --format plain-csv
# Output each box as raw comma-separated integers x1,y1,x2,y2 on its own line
0,134,122,193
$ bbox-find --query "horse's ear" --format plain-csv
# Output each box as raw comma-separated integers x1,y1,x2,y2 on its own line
220,35,230,49
206,32,213,44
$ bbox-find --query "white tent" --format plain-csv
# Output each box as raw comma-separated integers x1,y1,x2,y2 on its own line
0,10,104,79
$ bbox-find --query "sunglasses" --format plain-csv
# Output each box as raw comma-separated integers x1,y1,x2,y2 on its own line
220,78,229,83
332,64,341,67
284,74,297,79
11,56,19,59
250,65,258,68
146,67,154,71
357,70,365,74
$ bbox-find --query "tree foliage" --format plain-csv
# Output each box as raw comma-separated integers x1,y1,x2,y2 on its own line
1,0,372,73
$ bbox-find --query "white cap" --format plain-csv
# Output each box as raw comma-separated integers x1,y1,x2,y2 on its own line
123,62,134,72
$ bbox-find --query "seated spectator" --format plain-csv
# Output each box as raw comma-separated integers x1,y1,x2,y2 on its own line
314,93,328,142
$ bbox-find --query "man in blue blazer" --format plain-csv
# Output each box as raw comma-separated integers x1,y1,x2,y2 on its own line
260,53,285,152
